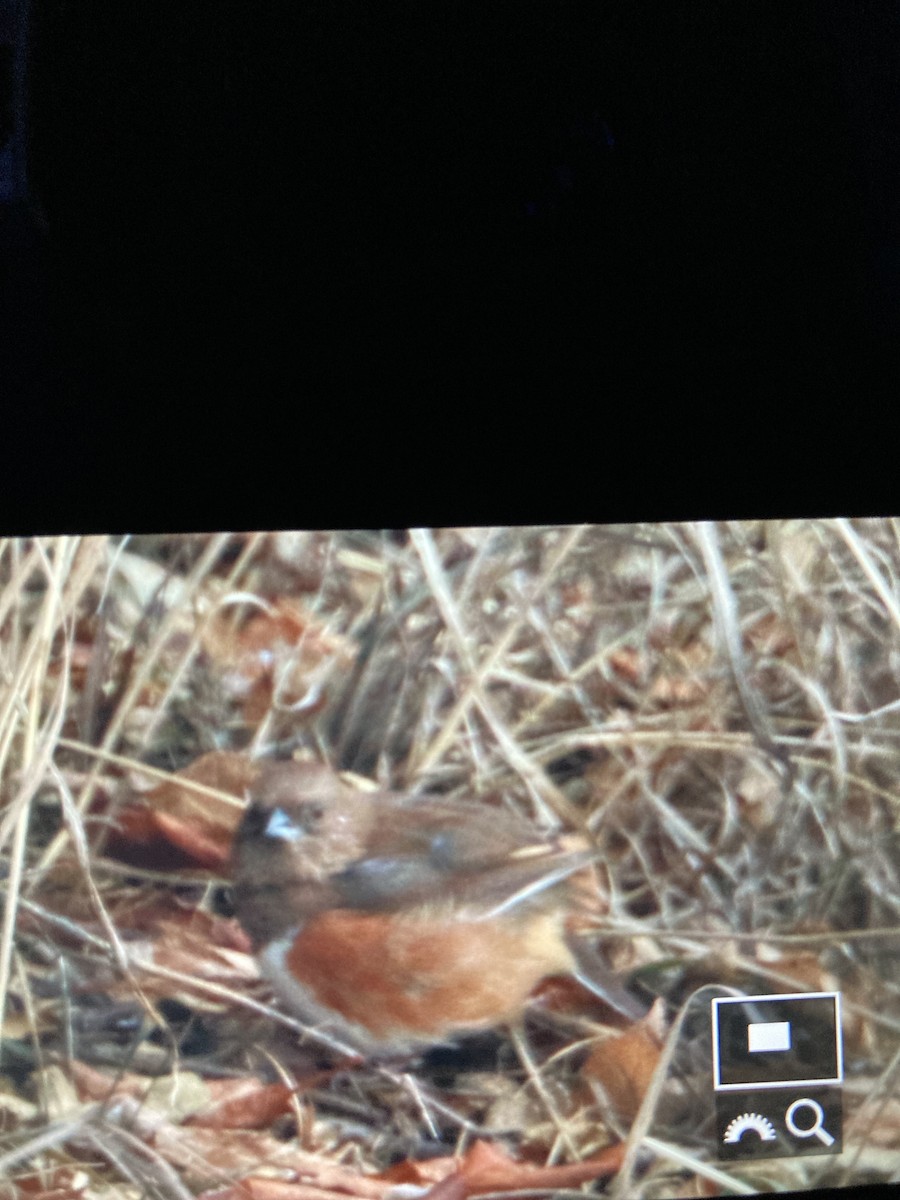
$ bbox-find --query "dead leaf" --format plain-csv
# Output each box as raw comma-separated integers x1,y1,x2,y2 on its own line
422,1176,469,1200
186,1079,296,1130
460,1137,626,1194
582,1004,665,1121
201,597,354,724
4,1166,90,1200
117,751,256,870
378,1137,627,1199
123,914,257,1010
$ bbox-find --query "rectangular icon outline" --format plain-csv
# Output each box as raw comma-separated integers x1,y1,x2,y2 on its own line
712,992,843,1091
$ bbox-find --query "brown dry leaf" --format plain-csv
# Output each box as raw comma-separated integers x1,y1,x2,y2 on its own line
421,1177,469,1200
378,1137,627,1199
133,1109,393,1196
123,913,256,1009
201,597,355,724
844,1097,900,1148
648,639,716,710
108,894,247,947
200,1180,389,1200
4,1166,90,1200
733,761,782,834
607,647,646,687
753,947,872,1052
754,947,835,994
148,808,235,870
69,1058,148,1105
742,610,798,659
70,1060,293,1136
459,1137,626,1194
581,1004,665,1122
128,751,257,870
608,640,716,710
186,1078,295,1130
109,799,163,849
378,1150,457,1189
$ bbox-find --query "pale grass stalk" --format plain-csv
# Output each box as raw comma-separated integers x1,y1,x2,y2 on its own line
83,1122,196,1200
0,537,102,843
611,989,720,1200
639,1135,758,1195
411,527,581,827
0,543,33,710
260,1046,316,1149
14,951,49,1113
410,525,587,782
530,727,900,813
0,538,80,1061
614,925,900,1034
139,530,268,749
693,521,785,773
511,617,673,740
762,654,848,813
520,599,605,727
33,533,233,879
80,530,228,757
453,525,503,611
641,786,718,856
48,763,168,1035
0,804,30,1058
838,1035,900,1184
0,539,80,810
510,1025,581,1163
767,520,817,678
0,1108,100,1177
12,891,111,949
399,1071,441,1141
55,735,244,807
834,516,900,635
0,538,43,634
128,957,364,1059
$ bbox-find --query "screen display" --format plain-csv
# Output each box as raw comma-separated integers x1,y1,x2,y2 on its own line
1,522,896,1198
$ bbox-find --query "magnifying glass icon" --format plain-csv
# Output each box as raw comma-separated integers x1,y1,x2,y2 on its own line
785,1098,835,1146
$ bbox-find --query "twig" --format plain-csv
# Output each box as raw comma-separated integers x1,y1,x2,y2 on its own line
693,521,794,789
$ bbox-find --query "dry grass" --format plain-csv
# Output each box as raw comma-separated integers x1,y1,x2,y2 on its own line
0,522,898,1198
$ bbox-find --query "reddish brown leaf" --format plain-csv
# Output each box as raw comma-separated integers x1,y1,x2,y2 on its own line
7,1166,88,1200
150,808,233,870
201,1182,385,1200
125,918,256,1006
186,1079,295,1130
116,751,257,870
68,1058,146,1104
459,1137,626,1194
581,1005,665,1121
608,647,645,685
422,1176,469,1200
201,597,354,723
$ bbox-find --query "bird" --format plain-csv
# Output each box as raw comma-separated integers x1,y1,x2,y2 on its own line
231,760,646,1055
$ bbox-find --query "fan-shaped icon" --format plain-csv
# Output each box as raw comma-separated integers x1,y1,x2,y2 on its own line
723,1112,778,1143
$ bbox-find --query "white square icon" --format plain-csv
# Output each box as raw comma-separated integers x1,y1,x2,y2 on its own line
748,1020,791,1053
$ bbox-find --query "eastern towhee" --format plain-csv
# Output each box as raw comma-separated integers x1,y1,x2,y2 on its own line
232,761,646,1054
